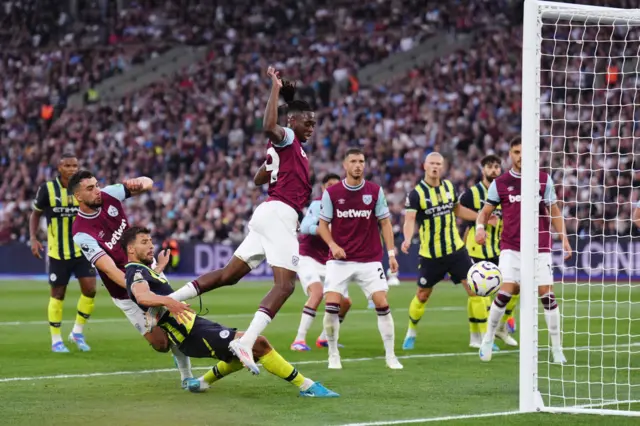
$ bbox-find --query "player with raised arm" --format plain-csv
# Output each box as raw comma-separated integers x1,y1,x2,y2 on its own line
29,153,97,352
400,152,494,351
460,155,518,348
317,148,402,370
167,67,315,375
69,170,194,386
475,137,572,363
122,226,338,397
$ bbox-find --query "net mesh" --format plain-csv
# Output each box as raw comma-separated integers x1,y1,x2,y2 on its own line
537,5,640,412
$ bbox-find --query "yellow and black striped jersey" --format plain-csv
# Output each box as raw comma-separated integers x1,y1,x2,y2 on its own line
32,178,82,260
459,181,502,260
405,179,464,259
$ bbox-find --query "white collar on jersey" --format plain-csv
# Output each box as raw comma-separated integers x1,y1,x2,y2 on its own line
342,179,365,191
78,208,101,219
509,169,521,178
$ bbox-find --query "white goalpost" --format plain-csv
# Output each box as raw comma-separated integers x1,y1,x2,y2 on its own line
521,0,640,417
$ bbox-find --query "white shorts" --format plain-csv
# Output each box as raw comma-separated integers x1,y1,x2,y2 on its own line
298,255,326,295
324,260,387,300
298,256,349,298
499,249,553,286
234,201,300,272
112,297,148,335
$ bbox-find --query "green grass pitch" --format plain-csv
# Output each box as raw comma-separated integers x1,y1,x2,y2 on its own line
1,279,639,425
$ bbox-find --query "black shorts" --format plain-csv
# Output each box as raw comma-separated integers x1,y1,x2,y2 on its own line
471,256,500,266
179,317,238,363
418,249,474,288
48,257,96,287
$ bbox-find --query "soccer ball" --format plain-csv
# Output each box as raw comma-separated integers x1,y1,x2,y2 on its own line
467,261,502,297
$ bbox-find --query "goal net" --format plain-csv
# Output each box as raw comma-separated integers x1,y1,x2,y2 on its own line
521,0,640,416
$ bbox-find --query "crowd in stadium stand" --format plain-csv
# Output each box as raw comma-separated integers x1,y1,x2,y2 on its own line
1,0,639,247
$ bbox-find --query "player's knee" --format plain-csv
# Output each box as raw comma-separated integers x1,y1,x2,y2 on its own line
82,288,96,298
50,287,66,300
274,277,296,298
342,297,352,310
416,288,430,303
252,336,272,358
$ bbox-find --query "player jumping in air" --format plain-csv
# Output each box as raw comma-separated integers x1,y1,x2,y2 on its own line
168,67,315,375
253,170,352,351
475,137,572,363
69,170,194,385
122,226,338,397
460,155,518,348
401,152,494,351
317,148,402,370
30,153,97,352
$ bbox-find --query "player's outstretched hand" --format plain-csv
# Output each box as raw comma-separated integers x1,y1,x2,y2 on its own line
562,238,572,260
401,239,411,254
156,249,171,271
389,256,399,274
30,239,43,259
164,299,195,325
329,243,346,260
475,228,487,245
266,66,283,88
488,215,499,227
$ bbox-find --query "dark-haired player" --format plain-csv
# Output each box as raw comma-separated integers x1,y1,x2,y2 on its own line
460,155,518,348
30,153,97,353
317,148,402,370
168,67,315,375
289,173,352,351
122,226,338,397
69,170,194,385
475,137,571,363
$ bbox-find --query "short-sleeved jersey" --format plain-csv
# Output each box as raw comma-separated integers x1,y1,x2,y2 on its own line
460,181,503,260
72,184,131,299
405,179,464,259
125,262,196,344
32,178,82,260
298,198,329,264
319,179,390,263
486,170,556,253
265,127,312,214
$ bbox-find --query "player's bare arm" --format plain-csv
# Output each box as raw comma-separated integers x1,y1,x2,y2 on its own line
94,255,127,288
254,162,269,186
130,280,194,324
122,177,154,196
263,66,285,143
455,203,499,227
318,219,346,259
401,210,416,254
28,209,44,259
475,203,497,245
549,203,572,260
379,217,398,273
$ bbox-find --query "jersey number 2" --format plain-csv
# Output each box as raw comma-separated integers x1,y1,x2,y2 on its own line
265,147,280,184
377,267,385,280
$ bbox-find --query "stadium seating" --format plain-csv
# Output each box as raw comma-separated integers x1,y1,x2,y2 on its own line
1,0,636,245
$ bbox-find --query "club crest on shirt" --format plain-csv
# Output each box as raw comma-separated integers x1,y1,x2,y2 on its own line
68,195,74,204
362,194,372,205
108,205,119,217
133,271,144,282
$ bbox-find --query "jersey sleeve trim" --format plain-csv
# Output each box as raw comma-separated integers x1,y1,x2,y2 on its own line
272,127,295,148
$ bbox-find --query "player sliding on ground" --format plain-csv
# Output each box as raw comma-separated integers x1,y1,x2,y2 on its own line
69,170,194,386
475,137,572,363
167,67,317,375
122,226,339,397
460,155,518,348
317,148,402,370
